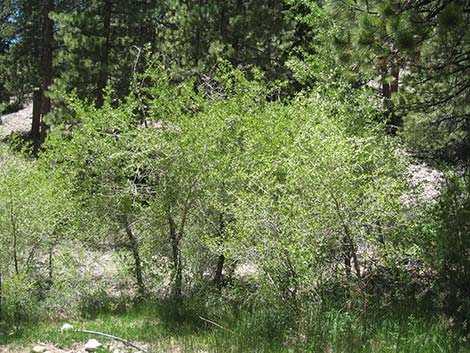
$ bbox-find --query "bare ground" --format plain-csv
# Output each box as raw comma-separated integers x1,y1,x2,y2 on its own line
0,102,32,140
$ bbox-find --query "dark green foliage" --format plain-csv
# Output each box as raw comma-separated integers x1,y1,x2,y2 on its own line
398,0,470,162
152,0,295,82
0,1,39,105
438,3,463,30
50,0,162,107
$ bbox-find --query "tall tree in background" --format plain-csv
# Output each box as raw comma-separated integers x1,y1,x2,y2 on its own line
153,0,295,82
3,0,297,120
399,0,470,162
320,0,469,141
321,0,425,133
0,0,55,144
0,1,42,110
96,0,112,107
36,0,54,143
51,0,161,109
0,3,14,106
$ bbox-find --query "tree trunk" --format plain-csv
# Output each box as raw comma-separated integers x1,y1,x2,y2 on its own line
213,212,226,288
193,0,203,65
121,215,146,299
281,249,297,301
213,254,225,288
343,242,352,280
9,192,19,275
31,89,41,149
219,0,229,43
232,0,243,62
12,233,18,275
380,57,391,100
39,0,54,143
380,57,402,135
169,215,182,299
0,272,2,322
388,64,402,132
48,242,54,286
97,0,112,107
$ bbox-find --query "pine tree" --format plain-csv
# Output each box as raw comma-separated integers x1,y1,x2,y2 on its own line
153,0,295,82
51,0,162,108
399,0,470,162
0,0,55,144
0,1,42,109
321,0,427,133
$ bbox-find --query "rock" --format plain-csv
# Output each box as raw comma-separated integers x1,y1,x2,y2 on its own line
61,323,74,332
32,345,48,353
84,339,102,352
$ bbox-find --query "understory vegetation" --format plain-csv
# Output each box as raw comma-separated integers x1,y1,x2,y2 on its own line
0,1,469,352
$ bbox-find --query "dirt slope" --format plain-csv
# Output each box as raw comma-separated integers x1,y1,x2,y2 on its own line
0,103,33,139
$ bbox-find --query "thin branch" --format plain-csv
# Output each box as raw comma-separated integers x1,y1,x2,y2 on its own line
199,316,237,335
421,83,470,108
77,329,150,353
339,0,378,14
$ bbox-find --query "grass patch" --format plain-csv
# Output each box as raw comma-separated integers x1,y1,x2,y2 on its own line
0,299,468,352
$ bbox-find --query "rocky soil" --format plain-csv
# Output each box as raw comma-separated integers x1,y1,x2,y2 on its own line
0,340,147,353
0,102,32,139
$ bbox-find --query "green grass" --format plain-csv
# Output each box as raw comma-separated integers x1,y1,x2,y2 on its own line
0,300,468,353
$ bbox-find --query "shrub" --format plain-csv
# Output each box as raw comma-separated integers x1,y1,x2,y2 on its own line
1,272,40,326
